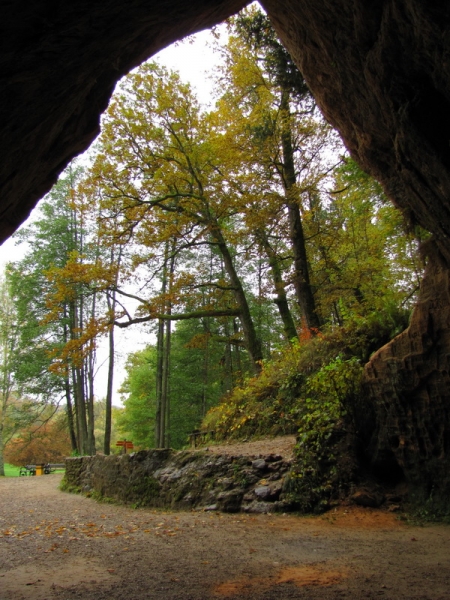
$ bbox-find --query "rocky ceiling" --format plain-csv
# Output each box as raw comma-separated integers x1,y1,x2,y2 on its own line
1,0,450,264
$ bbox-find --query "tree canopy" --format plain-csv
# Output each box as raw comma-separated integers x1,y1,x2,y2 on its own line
0,7,425,462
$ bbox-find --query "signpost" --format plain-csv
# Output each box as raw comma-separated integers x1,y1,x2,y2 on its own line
116,439,134,454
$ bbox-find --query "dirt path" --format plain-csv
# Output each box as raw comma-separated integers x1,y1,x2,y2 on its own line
195,435,297,460
1,473,450,599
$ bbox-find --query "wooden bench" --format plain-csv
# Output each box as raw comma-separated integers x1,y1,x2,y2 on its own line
46,463,65,472
188,430,215,448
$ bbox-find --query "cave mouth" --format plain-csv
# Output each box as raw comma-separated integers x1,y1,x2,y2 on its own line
2,0,450,513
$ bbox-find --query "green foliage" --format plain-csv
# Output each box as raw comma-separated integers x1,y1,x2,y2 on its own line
59,479,81,494
116,347,157,449
9,167,83,401
0,273,49,476
117,320,225,450
301,354,362,439
285,355,362,511
202,307,404,443
405,501,450,525
87,490,117,504
309,158,425,325
233,7,311,103
167,320,224,448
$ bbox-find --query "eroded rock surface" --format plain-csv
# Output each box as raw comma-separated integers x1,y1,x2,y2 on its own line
363,253,450,509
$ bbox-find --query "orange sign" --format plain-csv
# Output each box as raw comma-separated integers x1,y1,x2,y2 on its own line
116,440,134,450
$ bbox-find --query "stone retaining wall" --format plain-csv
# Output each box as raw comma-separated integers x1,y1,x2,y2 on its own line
63,449,295,513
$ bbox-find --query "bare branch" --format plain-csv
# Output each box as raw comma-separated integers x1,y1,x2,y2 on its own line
114,308,241,328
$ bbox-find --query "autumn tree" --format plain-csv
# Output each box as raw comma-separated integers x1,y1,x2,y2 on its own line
0,275,45,475
74,179,127,455
5,411,72,466
212,9,340,339
88,62,264,375
307,158,425,324
238,9,322,332
10,164,115,456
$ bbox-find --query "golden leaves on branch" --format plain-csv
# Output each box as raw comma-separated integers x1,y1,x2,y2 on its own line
42,250,120,374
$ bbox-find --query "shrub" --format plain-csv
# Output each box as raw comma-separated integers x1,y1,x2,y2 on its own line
286,356,363,512
201,310,392,443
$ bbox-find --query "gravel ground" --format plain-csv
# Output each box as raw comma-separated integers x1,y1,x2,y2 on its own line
1,444,450,599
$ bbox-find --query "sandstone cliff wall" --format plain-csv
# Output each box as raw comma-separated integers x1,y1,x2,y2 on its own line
363,254,450,510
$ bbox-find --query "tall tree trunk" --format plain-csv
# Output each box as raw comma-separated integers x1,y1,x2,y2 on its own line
287,202,321,331
85,290,96,455
162,317,171,448
222,318,234,393
65,375,78,452
104,295,115,455
201,321,210,418
210,224,263,373
63,307,78,452
73,364,88,454
201,250,213,418
104,245,122,455
155,240,174,448
280,89,321,332
69,297,88,454
233,317,243,377
0,406,5,477
86,346,96,455
257,229,298,342
161,242,175,448
69,197,90,454
154,316,165,448
0,341,13,477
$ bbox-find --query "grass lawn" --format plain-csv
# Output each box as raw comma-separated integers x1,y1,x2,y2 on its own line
4,463,21,477
2,464,65,476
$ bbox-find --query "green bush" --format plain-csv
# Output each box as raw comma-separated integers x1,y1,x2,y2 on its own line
286,356,363,512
